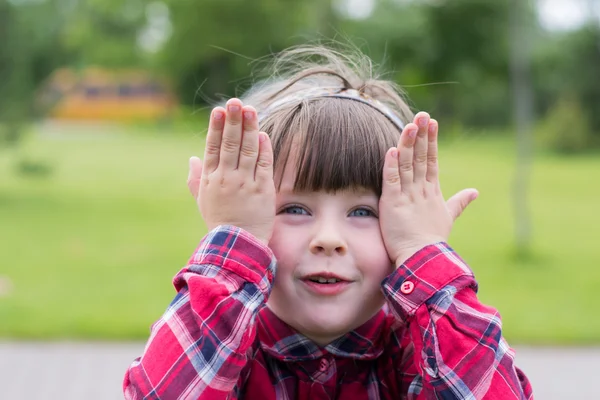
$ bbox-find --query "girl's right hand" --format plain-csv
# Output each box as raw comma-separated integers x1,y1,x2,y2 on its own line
188,98,276,245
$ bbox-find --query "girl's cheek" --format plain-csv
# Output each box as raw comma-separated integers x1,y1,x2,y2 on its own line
277,215,310,227
349,217,380,230
347,218,384,244
269,224,299,256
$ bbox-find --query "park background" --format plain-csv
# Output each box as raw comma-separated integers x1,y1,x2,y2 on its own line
1,0,599,350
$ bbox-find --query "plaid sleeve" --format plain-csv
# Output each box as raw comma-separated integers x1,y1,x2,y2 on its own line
123,225,276,400
382,242,534,399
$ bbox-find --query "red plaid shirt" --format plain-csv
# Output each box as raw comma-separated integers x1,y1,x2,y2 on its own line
124,226,533,399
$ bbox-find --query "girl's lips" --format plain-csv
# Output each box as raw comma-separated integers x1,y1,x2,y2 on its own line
301,279,352,296
302,272,349,281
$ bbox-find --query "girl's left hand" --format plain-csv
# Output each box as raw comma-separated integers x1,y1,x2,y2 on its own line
379,112,479,267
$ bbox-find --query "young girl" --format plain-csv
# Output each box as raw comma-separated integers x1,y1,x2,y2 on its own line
124,46,533,399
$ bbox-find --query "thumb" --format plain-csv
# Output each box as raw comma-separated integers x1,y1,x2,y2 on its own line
446,188,478,221
187,156,203,200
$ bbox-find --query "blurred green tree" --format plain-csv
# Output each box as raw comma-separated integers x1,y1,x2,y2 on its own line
60,0,146,67
158,0,336,105
422,0,512,127
0,0,73,145
0,0,35,145
534,24,600,149
305,0,514,128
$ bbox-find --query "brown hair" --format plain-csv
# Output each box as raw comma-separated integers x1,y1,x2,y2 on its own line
242,45,414,196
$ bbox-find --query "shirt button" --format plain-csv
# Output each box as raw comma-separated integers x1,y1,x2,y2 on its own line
400,280,415,294
319,358,329,372
267,270,273,281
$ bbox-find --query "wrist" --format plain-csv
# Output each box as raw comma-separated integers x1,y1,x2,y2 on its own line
393,241,443,267
394,249,421,267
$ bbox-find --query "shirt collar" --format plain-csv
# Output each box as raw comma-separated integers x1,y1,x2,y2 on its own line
256,305,395,362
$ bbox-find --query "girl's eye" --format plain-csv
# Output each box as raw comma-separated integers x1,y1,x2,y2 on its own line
283,206,309,215
349,208,375,217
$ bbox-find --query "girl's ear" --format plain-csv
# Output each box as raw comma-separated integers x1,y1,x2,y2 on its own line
187,156,203,200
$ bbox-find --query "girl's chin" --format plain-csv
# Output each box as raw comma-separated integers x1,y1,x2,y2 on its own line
297,314,360,338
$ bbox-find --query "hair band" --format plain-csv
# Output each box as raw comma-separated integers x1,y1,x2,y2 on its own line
257,87,405,131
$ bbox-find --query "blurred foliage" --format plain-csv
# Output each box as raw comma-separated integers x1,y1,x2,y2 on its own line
533,24,600,144
0,0,72,145
1,0,600,151
159,0,335,104
337,0,512,127
536,96,593,154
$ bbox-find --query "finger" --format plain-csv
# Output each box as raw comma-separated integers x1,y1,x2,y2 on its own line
398,123,418,192
426,119,439,184
447,189,479,221
381,147,401,196
187,156,203,199
219,98,244,169
237,106,260,172
255,132,273,183
413,112,430,183
203,107,225,174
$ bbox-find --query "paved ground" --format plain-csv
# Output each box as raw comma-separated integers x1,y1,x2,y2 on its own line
0,342,597,399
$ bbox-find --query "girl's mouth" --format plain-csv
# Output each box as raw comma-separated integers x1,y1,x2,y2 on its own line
301,278,352,296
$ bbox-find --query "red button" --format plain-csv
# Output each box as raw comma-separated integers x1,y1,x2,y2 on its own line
319,358,329,372
400,280,415,294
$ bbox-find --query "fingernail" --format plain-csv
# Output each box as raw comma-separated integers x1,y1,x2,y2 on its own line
244,111,254,120
228,104,240,113
419,117,428,127
428,122,437,133
408,127,418,138
213,110,223,120
391,149,398,158
259,133,267,143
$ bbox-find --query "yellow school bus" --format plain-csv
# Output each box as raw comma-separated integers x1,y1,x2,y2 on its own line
39,68,177,122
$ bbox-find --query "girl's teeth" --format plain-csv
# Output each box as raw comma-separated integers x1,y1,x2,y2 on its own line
311,277,340,284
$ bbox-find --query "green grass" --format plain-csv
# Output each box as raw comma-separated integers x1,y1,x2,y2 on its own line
1,125,599,344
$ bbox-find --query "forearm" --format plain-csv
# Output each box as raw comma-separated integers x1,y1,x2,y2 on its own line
383,243,533,399
124,226,276,400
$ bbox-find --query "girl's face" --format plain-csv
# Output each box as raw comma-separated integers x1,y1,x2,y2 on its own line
267,158,394,346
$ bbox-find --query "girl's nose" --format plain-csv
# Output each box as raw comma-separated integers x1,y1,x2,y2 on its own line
309,221,347,256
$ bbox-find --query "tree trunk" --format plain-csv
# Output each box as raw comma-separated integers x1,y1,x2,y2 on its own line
509,0,534,259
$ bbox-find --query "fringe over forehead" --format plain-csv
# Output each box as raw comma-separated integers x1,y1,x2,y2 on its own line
258,97,401,196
